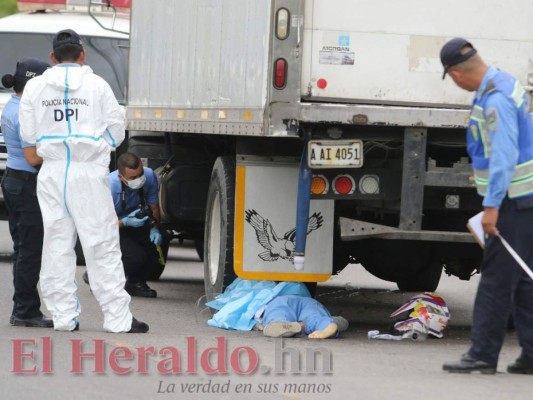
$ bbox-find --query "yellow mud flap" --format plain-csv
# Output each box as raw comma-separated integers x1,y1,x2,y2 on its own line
234,157,334,282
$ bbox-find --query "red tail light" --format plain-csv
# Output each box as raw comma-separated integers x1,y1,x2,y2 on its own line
333,175,355,195
273,58,287,89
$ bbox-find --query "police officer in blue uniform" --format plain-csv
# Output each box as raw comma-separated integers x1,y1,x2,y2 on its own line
108,152,170,297
441,38,533,375
1,58,53,327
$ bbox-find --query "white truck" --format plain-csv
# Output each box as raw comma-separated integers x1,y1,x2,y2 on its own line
0,0,130,218
126,0,533,295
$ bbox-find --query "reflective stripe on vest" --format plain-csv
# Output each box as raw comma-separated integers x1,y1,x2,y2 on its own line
512,80,526,109
474,158,533,198
470,105,490,159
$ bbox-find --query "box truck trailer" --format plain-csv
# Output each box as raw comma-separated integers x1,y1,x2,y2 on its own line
125,0,533,295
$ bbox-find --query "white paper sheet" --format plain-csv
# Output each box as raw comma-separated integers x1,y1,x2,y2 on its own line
467,211,485,247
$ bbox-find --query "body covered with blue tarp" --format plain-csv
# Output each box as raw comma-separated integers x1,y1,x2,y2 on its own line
206,278,311,330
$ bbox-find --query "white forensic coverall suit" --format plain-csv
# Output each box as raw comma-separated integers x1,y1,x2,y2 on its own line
19,64,133,332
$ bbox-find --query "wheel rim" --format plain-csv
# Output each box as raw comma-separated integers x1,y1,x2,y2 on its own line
208,191,221,286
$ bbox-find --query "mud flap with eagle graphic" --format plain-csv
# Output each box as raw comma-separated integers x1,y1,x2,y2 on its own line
234,159,334,282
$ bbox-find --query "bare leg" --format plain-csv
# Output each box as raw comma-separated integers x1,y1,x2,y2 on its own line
308,322,338,339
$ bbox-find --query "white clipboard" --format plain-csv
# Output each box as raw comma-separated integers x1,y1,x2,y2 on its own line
467,211,485,248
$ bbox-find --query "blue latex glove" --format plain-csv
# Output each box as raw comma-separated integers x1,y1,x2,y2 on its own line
150,227,162,245
122,210,149,228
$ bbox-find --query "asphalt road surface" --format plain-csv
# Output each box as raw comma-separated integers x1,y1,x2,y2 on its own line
0,221,530,400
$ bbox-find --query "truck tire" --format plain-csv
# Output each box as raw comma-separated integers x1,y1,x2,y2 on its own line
396,261,443,292
203,157,237,298
357,239,442,291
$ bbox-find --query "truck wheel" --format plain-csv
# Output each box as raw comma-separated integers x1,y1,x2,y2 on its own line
357,239,442,291
203,157,236,298
396,261,443,292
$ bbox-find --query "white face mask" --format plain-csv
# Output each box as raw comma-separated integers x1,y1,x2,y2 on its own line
125,174,146,190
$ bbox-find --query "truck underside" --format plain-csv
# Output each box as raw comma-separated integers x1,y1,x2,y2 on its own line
128,114,483,294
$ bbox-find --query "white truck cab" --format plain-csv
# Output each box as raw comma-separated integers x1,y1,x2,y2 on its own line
0,0,129,216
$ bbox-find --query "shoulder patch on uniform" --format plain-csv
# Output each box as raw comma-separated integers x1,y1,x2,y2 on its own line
486,107,498,132
470,124,479,141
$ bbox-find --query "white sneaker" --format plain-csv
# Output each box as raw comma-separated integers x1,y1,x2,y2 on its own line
263,322,302,337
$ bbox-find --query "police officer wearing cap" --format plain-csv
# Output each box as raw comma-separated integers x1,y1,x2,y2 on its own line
1,58,53,328
440,38,533,375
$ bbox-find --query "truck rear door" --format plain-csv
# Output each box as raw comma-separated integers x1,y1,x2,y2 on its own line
301,0,533,107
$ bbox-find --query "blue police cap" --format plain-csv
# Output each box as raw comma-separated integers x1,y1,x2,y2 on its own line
53,29,83,50
440,38,477,79
15,58,50,80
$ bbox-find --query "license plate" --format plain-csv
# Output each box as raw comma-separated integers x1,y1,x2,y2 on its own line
308,140,363,168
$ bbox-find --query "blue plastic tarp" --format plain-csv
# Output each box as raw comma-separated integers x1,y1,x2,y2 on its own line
206,278,311,331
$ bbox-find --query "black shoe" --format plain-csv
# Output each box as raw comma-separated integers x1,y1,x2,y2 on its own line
128,317,149,333
125,281,157,298
71,321,80,332
443,353,497,374
507,357,533,375
82,271,90,285
10,315,54,328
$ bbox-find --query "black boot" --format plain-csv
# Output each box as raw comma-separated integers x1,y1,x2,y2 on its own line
507,357,533,375
125,281,157,298
443,353,496,374
128,317,149,333
10,315,53,328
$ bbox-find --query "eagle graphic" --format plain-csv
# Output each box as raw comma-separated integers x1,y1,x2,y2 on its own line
245,209,324,262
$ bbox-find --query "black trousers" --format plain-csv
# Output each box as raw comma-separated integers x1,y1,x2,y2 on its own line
1,168,44,319
469,197,533,365
120,225,170,283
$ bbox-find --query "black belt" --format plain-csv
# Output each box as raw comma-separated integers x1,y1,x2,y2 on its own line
5,167,37,181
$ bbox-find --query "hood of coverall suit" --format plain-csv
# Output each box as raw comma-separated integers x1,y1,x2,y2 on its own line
34,64,120,166
43,63,89,91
